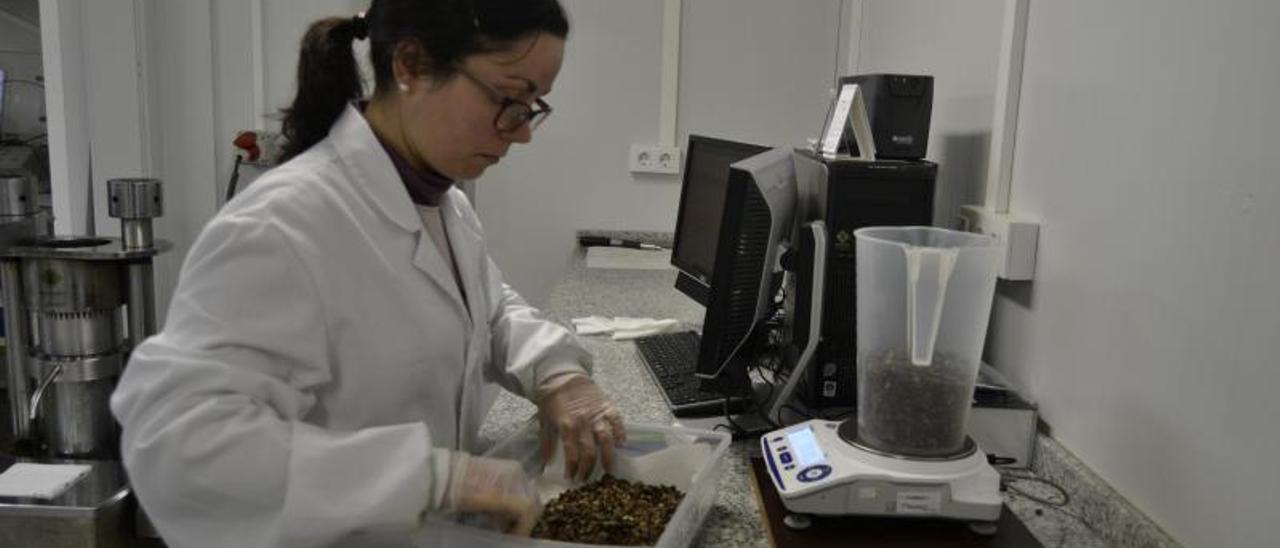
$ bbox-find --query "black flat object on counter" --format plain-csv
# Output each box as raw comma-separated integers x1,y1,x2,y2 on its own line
578,235,664,250
634,331,749,417
747,457,1043,548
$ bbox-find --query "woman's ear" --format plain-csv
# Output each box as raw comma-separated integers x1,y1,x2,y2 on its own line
392,38,432,92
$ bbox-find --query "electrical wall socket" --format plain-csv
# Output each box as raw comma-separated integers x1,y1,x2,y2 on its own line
629,144,681,175
958,205,1040,281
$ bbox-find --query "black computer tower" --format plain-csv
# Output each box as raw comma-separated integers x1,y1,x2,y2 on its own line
785,150,937,409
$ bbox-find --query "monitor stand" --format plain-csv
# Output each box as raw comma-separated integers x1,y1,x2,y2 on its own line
678,221,833,438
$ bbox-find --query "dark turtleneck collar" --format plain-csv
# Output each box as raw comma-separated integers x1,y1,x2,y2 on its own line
375,137,456,207
362,105,455,207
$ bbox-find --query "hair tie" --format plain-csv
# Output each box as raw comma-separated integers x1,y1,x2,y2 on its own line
351,12,369,41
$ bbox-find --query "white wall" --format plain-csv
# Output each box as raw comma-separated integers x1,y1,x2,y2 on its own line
82,0,150,236
140,0,221,321
984,1,1280,546
208,0,367,213
141,0,364,320
856,2,1280,545
27,0,152,238
262,0,367,123
477,0,844,306
676,0,841,151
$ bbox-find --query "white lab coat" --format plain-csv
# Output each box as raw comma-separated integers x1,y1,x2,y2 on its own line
111,104,590,548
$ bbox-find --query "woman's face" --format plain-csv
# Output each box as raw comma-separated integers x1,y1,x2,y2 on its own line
396,33,565,180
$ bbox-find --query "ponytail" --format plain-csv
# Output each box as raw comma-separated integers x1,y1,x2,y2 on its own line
279,16,367,162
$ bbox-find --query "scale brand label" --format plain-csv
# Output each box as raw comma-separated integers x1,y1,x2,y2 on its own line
895,491,942,514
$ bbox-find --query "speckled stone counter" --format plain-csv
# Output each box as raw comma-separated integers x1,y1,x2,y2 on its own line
480,238,1178,548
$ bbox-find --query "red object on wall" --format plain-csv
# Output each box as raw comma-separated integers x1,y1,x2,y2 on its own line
233,131,262,162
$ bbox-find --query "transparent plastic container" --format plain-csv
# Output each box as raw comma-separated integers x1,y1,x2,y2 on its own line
854,227,999,458
414,422,731,548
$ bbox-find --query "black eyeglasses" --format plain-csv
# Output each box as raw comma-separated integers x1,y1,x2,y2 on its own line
457,68,553,133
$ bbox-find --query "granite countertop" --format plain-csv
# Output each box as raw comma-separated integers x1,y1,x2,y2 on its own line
480,237,1177,548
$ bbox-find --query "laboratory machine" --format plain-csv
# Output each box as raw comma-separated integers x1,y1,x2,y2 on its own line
0,175,168,547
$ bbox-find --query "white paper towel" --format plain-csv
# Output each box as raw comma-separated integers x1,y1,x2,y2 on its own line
0,463,92,499
571,316,682,340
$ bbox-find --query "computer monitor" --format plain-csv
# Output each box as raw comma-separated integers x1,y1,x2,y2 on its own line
671,136,769,301
671,135,797,396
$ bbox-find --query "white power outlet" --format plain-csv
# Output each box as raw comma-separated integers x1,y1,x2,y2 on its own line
629,144,681,175
958,205,1040,281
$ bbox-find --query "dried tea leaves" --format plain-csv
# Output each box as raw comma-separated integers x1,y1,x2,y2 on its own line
531,475,684,545
859,351,973,457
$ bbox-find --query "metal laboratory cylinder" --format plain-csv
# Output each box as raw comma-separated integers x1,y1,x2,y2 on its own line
0,173,38,218
22,258,124,311
108,178,163,339
0,173,39,443
119,220,153,251
108,178,162,249
22,258,126,458
0,174,37,249
127,263,156,340
2,260,33,440
37,310,124,359
30,354,123,458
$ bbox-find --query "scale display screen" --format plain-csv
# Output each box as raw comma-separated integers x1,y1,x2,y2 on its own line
786,427,826,466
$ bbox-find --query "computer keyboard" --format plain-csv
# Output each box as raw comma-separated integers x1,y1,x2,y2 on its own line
633,331,748,417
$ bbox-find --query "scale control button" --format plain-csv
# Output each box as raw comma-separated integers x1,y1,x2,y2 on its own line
797,464,832,483
772,436,783,443
785,465,795,471
780,452,793,464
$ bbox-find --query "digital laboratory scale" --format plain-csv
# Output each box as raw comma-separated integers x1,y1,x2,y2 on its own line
760,226,1007,533
761,419,1001,531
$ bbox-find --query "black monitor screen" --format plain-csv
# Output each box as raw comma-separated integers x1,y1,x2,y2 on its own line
672,136,770,289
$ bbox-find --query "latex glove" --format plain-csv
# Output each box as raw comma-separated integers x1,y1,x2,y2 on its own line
537,376,627,482
441,452,541,536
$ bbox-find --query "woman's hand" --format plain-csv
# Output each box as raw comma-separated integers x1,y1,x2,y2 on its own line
537,376,626,482
442,453,541,536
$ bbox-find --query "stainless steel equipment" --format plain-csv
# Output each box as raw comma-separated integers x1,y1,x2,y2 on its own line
1,167,41,444
0,457,133,548
1,178,167,457
1,175,167,546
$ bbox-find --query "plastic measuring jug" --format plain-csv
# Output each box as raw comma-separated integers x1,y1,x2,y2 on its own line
853,227,999,458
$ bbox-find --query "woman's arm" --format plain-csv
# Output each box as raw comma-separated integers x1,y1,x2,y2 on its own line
482,256,591,400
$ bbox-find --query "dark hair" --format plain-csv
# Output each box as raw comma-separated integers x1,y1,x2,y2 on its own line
279,0,570,162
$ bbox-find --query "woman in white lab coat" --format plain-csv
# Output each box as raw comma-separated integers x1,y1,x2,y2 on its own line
110,1,625,546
